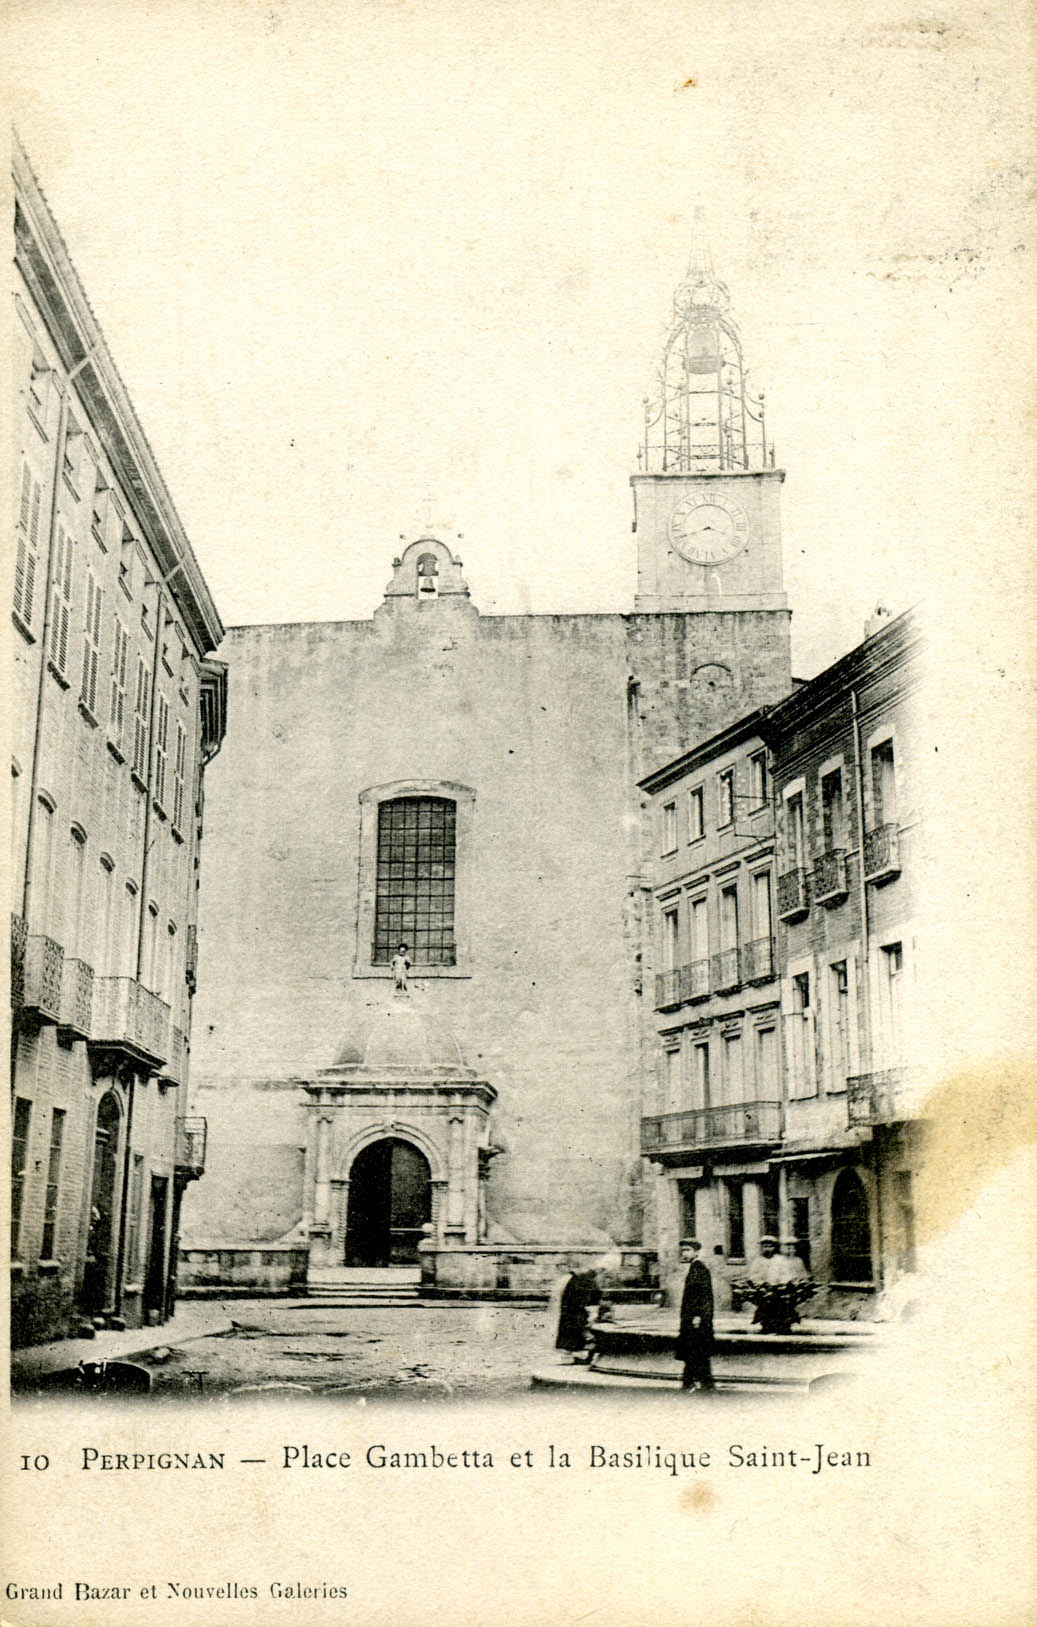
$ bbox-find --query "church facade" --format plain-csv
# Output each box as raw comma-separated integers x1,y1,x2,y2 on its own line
180,237,793,1293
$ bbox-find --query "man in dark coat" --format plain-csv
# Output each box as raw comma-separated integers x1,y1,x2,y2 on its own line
675,1239,715,1391
555,1263,602,1360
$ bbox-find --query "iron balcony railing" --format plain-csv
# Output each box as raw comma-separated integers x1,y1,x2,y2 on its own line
864,823,901,883
11,914,27,1008
680,958,710,1002
711,948,741,992
22,934,64,1022
175,1115,207,1176
59,958,94,1038
814,848,849,904
642,1100,783,1156
91,977,171,1067
160,1025,189,1087
777,867,809,920
847,1067,924,1127
654,968,682,1010
741,935,775,983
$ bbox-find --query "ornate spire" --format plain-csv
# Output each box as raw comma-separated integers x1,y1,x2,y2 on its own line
639,210,772,474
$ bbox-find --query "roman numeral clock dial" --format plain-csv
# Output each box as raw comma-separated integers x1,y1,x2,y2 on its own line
668,494,751,566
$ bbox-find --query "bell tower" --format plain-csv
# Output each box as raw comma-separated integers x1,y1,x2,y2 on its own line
632,212,787,612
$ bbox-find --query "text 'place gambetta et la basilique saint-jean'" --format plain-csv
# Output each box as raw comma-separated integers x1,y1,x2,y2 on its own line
11,138,925,1401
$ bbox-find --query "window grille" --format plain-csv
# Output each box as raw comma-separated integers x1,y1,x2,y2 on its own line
373,797,456,965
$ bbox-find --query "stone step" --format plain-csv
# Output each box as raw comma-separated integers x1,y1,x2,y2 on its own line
306,1287,421,1304
307,1267,421,1287
305,1297,422,1308
531,1366,814,1394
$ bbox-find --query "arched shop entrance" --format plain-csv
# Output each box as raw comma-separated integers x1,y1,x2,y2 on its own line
345,1137,431,1267
830,1167,874,1284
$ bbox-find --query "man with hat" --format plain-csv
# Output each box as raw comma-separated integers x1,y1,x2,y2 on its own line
675,1239,715,1392
746,1234,785,1286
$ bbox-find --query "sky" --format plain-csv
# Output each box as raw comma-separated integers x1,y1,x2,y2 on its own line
8,0,1033,679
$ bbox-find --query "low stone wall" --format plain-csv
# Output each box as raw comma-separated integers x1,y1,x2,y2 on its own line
179,1244,309,1296
420,1244,659,1297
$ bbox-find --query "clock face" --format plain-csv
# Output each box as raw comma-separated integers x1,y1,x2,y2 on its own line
668,494,751,565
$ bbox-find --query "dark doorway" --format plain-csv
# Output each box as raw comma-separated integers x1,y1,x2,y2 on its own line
345,1138,431,1266
81,1091,121,1314
792,1195,812,1270
830,1169,874,1283
143,1175,169,1321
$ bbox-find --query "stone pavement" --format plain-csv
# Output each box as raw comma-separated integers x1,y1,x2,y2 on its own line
10,1299,238,1387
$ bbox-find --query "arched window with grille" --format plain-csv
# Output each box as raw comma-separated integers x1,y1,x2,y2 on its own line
356,781,474,978
373,796,456,967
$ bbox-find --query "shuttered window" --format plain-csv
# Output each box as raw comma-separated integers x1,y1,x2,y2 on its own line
109,619,129,748
154,694,170,808
11,1098,32,1256
40,1108,66,1260
80,571,104,715
132,656,151,780
49,527,74,677
15,463,44,629
172,722,187,831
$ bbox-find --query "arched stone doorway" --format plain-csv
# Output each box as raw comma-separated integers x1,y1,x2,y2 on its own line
830,1168,874,1283
345,1137,431,1267
81,1090,121,1314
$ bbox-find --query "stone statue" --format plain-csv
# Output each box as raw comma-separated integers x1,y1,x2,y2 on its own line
391,942,411,993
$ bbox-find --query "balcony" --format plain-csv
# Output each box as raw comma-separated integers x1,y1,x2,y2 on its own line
679,958,710,1002
741,936,775,983
711,948,741,992
847,1068,925,1127
160,1025,189,1087
90,977,171,1069
864,823,900,884
18,932,65,1023
11,915,27,1008
814,849,849,905
175,1115,207,1179
777,867,809,921
642,1100,783,1159
654,968,682,1010
58,958,94,1039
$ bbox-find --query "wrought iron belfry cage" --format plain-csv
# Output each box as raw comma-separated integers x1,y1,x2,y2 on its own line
640,211,773,474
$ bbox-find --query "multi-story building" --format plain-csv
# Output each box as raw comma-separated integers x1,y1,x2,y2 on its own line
639,607,926,1309
766,606,926,1301
639,713,782,1296
10,138,226,1346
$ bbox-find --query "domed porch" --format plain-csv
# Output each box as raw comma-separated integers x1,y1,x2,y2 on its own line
300,992,497,1292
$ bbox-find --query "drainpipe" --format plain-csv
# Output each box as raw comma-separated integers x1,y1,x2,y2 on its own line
850,688,872,1071
851,687,884,1283
114,571,166,1316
